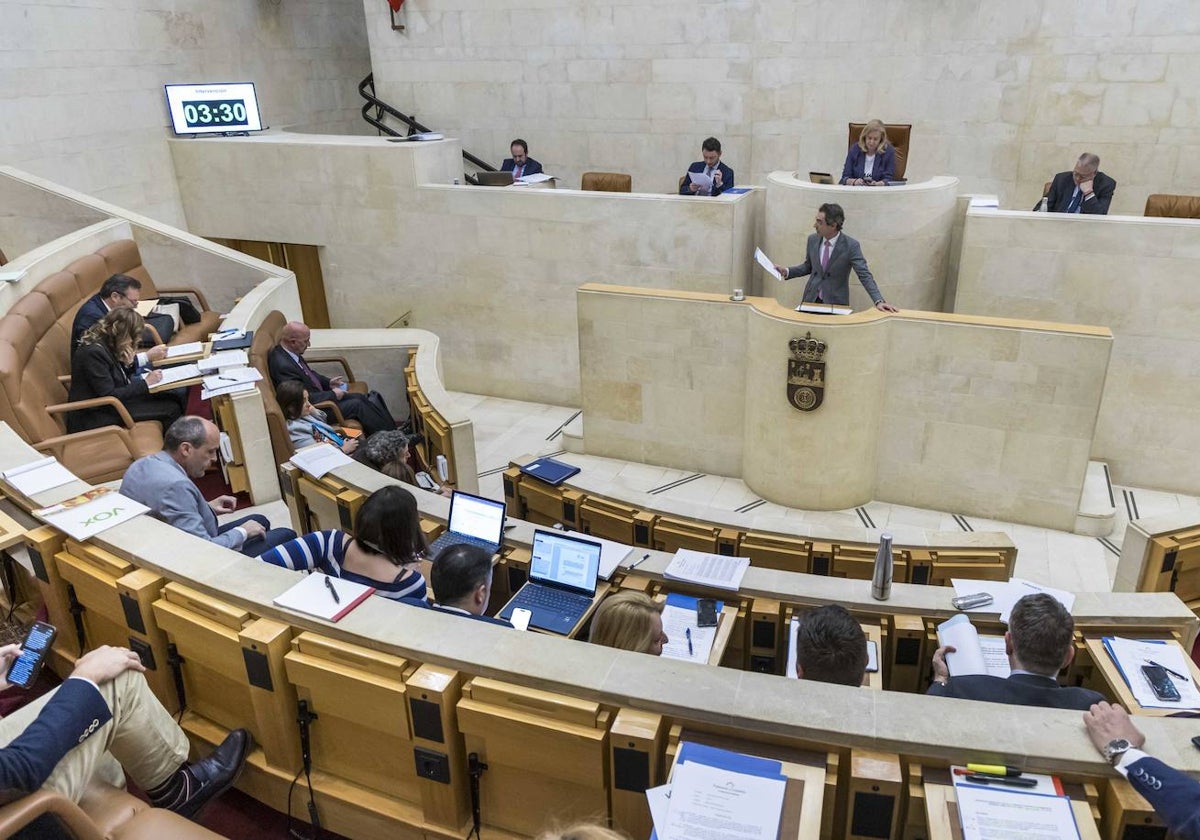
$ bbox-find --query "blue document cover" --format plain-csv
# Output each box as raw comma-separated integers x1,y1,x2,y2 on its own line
519,456,580,486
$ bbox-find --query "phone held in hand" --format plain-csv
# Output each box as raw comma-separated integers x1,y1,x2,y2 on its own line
6,621,57,690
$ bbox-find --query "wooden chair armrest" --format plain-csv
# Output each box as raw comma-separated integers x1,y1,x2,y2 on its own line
57,374,72,386
35,425,140,458
155,286,211,311
45,397,137,429
0,789,105,840
312,400,348,424
306,354,357,383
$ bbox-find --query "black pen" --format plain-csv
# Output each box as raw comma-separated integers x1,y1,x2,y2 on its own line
324,575,340,604
685,628,694,655
965,773,1037,788
1148,659,1189,681
628,553,650,570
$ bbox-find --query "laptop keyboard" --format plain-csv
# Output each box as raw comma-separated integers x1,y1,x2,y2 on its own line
428,532,497,556
518,585,591,613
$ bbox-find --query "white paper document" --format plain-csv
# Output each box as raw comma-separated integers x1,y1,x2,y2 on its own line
659,761,786,840
951,577,1075,624
1104,636,1200,709
954,781,1081,840
754,247,783,281
687,170,713,191
645,784,672,837
663,548,750,591
150,363,202,389
34,487,149,541
134,298,159,317
165,341,203,359
786,616,878,679
566,530,631,580
796,302,853,315
936,614,1010,677
273,572,375,622
660,603,718,663
202,367,262,389
515,172,554,184
197,349,250,372
290,443,355,479
1,457,78,496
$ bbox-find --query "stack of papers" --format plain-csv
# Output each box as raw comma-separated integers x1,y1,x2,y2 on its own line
514,173,554,184
952,767,1080,840
290,443,355,479
663,548,750,591
950,577,1075,623
647,742,787,840
936,614,1010,678
33,487,149,541
201,367,262,400
149,363,202,390
659,594,722,663
198,349,249,373
796,302,853,315
564,530,631,580
1102,636,1200,710
1,457,78,496
164,341,204,360
273,572,375,622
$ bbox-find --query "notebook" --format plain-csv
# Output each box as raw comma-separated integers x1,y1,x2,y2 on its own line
426,491,507,556
477,171,514,187
498,529,602,634
519,456,580,486
273,572,375,622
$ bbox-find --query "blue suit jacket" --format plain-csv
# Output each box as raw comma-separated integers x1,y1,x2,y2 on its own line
926,672,1105,710
840,145,896,184
500,157,543,177
785,232,884,306
399,597,513,627
1043,170,1116,215
71,294,176,354
0,678,111,793
680,161,734,196
119,451,244,550
1125,755,1200,840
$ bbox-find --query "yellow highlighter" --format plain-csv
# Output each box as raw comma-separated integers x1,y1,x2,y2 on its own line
966,764,1020,777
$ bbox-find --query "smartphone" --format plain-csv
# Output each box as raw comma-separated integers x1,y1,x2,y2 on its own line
415,471,438,491
510,608,532,632
951,592,994,611
6,621,57,690
696,598,719,628
866,640,879,673
1142,664,1181,702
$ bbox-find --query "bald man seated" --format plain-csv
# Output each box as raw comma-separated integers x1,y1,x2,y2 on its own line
267,321,397,436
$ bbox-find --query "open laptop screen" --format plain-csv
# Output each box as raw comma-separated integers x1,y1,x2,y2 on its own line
529,530,602,595
447,491,506,542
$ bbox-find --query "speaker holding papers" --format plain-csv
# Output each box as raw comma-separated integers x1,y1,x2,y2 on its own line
498,529,602,635
427,490,507,557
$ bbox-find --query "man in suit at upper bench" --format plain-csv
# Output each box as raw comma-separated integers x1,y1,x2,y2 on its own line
500,139,543,180
774,203,899,313
1040,152,1116,215
680,136,734,196
927,593,1107,710
71,274,174,355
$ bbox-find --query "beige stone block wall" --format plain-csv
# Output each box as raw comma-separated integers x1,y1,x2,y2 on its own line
954,209,1200,495
578,287,1110,529
764,174,959,313
170,133,762,403
366,0,1200,215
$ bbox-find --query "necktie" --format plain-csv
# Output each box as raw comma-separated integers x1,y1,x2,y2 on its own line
821,240,831,271
514,164,523,179
1067,189,1082,213
297,355,322,389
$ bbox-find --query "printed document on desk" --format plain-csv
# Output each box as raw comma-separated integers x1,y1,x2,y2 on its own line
165,341,203,359
659,761,786,840
2,457,78,496
659,593,722,663
663,548,749,591
566,530,631,580
34,487,149,541
953,775,1081,840
290,443,355,479
197,349,249,373
951,577,1075,624
1102,636,1200,709
936,614,1010,678
151,363,201,389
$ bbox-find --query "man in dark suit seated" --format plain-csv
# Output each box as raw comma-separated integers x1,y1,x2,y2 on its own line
71,274,177,353
793,604,869,687
679,136,734,196
402,544,513,627
1040,152,1116,215
499,139,543,180
267,321,396,436
927,593,1106,710
1084,701,1200,839
0,643,249,822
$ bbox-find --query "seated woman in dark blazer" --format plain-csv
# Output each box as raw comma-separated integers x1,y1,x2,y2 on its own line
840,119,896,186
67,308,185,433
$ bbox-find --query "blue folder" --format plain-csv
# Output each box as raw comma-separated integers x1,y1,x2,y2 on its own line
518,456,580,486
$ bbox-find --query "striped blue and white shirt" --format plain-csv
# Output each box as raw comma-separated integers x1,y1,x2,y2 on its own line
258,530,427,601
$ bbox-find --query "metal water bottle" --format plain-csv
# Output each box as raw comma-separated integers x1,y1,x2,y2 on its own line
1037,196,1049,212
871,532,894,601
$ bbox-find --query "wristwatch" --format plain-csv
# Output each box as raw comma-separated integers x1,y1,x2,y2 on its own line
1102,738,1132,766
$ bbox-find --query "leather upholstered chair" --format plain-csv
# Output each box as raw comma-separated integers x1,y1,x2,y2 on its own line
1144,194,1200,218
847,122,912,180
0,784,226,839
581,172,632,192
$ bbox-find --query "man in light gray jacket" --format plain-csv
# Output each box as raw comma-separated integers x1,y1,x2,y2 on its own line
120,416,295,556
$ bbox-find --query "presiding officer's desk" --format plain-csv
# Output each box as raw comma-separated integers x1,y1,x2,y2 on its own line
7,420,1200,840
764,173,960,312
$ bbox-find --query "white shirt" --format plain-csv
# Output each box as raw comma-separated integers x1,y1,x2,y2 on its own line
862,154,876,178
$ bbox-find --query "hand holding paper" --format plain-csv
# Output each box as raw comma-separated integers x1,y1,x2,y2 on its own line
754,247,783,281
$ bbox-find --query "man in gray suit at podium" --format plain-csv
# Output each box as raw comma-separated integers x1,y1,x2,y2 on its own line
775,203,898,313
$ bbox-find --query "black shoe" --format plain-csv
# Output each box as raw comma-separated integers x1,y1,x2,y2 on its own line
171,728,253,821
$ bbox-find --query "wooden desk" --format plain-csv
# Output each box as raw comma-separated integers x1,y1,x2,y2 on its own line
1085,636,1200,717
924,770,1101,840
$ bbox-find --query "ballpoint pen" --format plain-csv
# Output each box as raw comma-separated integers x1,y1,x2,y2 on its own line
324,575,341,604
685,628,693,655
1147,659,1189,680
628,553,650,570
964,773,1037,788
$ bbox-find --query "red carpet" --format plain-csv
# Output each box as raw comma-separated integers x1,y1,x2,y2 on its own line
184,385,252,511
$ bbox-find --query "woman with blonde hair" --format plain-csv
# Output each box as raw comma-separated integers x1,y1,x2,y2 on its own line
535,823,630,840
67,308,185,433
840,119,895,186
588,591,668,656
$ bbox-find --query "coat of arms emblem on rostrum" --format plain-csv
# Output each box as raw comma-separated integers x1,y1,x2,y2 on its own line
787,333,826,412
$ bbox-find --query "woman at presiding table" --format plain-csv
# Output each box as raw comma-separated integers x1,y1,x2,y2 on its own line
840,118,895,186
257,484,428,601
67,308,186,433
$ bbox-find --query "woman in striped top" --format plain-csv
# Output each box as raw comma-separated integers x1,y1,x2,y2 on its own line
257,485,427,601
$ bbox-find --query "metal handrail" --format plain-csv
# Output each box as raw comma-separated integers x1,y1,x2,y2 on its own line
358,73,495,173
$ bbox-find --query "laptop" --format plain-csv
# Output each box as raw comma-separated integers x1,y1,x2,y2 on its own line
426,491,507,556
808,171,834,184
498,529,602,634
477,171,514,187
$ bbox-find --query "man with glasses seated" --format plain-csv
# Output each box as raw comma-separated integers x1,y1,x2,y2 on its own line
71,274,175,355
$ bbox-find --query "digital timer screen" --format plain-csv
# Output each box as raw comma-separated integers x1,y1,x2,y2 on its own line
165,83,263,135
